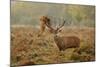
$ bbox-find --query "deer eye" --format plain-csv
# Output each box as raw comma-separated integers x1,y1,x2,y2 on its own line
58,30,62,32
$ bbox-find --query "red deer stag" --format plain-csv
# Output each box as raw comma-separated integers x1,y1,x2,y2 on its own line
45,20,80,51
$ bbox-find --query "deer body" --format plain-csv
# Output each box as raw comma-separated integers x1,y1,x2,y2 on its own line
54,35,80,51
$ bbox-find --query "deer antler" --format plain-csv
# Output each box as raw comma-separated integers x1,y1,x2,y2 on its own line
56,20,65,31
45,17,66,33
45,21,55,31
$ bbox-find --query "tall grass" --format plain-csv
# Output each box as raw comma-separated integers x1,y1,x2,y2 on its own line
11,26,95,66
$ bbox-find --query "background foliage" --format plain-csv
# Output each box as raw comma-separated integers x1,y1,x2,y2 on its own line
11,1,95,27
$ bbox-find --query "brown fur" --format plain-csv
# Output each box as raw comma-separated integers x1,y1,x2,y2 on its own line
54,36,80,51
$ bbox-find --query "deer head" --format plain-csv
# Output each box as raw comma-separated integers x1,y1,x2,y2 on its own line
45,18,65,36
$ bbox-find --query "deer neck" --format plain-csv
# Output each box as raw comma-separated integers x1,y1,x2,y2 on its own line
53,34,63,51
54,35,60,42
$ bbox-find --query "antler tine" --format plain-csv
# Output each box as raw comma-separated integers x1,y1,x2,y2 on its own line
45,21,54,31
56,17,62,29
56,20,65,31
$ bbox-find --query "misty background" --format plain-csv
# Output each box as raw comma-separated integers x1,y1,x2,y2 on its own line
11,1,95,27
